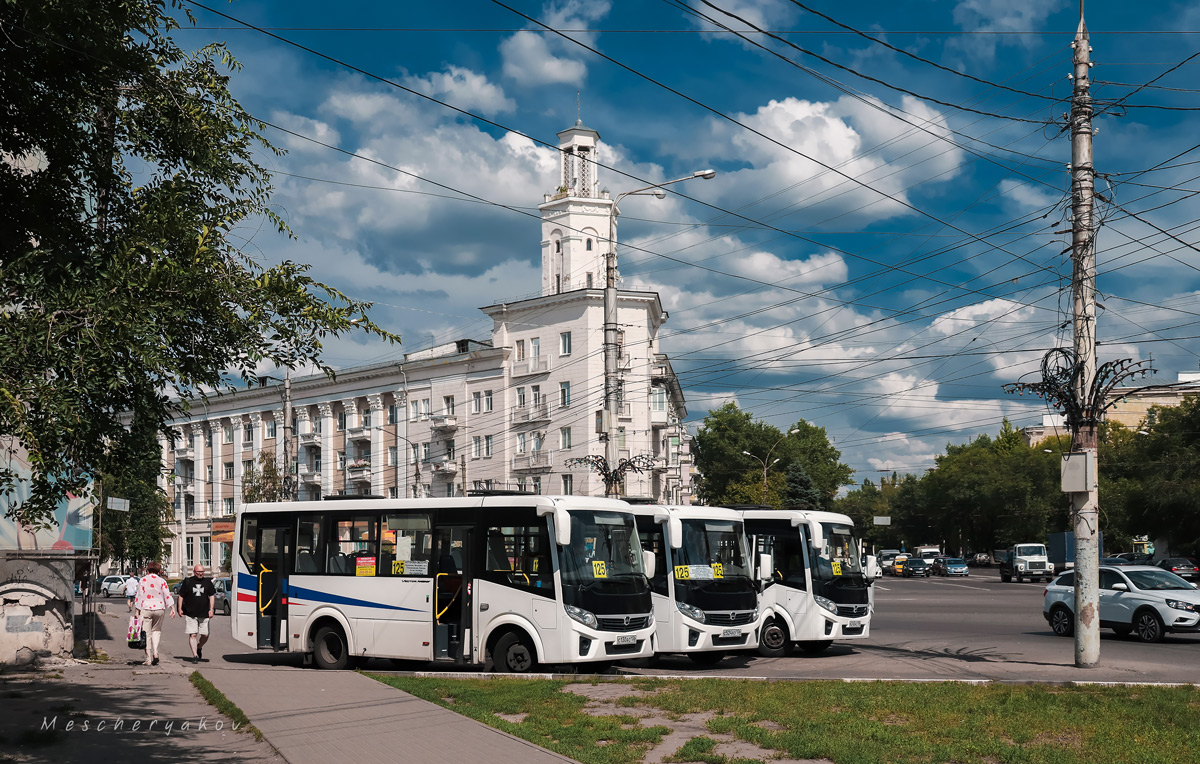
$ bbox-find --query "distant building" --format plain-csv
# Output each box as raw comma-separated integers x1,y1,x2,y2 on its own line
1021,373,1200,446
1021,414,1068,447
156,121,694,578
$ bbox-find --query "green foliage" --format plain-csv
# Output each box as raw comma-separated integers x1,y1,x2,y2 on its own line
242,449,289,504
693,403,852,508
0,0,399,529
97,407,171,569
782,463,821,512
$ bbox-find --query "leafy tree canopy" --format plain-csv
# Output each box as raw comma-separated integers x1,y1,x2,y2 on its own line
1,1,399,528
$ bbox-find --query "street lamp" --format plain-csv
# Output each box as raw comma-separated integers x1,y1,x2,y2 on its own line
603,170,716,495
742,428,799,505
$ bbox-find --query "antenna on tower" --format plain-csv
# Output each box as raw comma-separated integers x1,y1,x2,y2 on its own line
576,90,581,124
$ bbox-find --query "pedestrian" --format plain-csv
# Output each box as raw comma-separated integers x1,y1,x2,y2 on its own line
134,561,175,666
123,573,140,612
176,564,215,663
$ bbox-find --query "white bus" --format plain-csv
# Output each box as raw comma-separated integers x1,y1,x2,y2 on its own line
231,495,656,672
628,505,764,666
740,509,873,656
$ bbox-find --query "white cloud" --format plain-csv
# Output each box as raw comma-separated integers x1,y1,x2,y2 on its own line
999,179,1061,211
948,0,1068,64
499,1,612,87
403,66,515,116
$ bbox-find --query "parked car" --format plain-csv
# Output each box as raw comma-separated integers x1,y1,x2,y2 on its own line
1100,557,1134,566
1157,558,1200,582
903,558,931,578
970,552,991,566
1043,565,1200,643
214,576,231,615
938,558,969,577
99,575,131,597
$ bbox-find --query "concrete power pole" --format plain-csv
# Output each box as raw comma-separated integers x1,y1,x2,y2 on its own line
1069,1,1100,668
284,371,295,501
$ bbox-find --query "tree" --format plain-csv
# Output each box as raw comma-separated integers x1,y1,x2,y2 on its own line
693,402,852,507
781,464,820,512
97,407,172,571
1,1,399,529
242,449,289,504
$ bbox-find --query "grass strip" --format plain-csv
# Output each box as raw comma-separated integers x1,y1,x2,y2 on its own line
366,673,1200,764
188,671,264,742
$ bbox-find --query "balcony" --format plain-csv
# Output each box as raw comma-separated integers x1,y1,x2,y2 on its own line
512,451,553,472
297,464,321,484
512,355,551,377
430,458,458,476
346,426,372,443
650,408,669,428
511,399,552,425
298,431,321,447
346,459,372,475
429,415,458,432
173,445,195,461
175,479,195,494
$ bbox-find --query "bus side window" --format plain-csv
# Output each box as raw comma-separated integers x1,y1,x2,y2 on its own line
295,516,325,574
382,512,433,576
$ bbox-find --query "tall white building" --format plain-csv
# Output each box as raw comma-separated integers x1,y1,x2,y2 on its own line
158,121,693,577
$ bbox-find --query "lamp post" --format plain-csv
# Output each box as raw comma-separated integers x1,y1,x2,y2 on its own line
742,428,799,505
604,169,716,495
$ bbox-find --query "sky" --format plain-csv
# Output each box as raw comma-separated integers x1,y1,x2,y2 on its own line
174,0,1200,481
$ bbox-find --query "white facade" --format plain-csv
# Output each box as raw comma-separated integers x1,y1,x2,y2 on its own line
158,122,693,578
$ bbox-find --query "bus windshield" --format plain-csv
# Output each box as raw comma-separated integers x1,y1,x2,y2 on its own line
559,510,647,586
675,519,752,579
812,522,863,581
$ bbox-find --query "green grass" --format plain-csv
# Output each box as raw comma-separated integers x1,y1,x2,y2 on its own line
188,671,264,742
364,674,1200,764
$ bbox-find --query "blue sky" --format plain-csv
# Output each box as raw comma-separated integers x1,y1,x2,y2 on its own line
177,0,1200,480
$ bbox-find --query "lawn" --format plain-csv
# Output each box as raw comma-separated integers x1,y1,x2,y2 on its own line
365,673,1200,764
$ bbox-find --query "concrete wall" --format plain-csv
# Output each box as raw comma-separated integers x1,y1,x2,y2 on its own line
0,555,74,666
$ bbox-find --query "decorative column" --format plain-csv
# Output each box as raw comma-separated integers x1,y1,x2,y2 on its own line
318,402,335,497
395,388,409,498
368,393,385,497
230,415,244,513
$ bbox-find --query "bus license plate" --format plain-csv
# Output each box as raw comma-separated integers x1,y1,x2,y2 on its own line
847,620,861,629
720,628,741,638
614,634,637,645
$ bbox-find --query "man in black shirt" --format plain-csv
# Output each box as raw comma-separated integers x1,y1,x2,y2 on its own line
176,564,216,663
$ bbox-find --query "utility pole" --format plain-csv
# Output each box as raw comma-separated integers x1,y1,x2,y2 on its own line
283,371,295,501
1069,0,1100,668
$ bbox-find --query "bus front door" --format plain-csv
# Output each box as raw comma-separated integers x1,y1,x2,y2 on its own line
433,524,474,664
254,523,292,651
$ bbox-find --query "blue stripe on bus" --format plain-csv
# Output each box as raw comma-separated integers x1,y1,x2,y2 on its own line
236,572,421,613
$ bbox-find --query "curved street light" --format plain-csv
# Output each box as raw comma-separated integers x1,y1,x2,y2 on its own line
742,428,799,505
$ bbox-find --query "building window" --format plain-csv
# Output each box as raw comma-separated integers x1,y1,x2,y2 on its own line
530,337,540,358
586,272,593,288
446,439,456,461
223,462,233,480
586,238,593,251
314,417,322,434
532,432,543,452
554,240,561,253
443,395,455,415
222,497,233,515
421,443,430,461
243,423,253,443
651,387,667,411
410,400,420,421
266,420,277,438
559,381,571,408
516,339,526,361
484,435,493,457
337,451,346,470
199,535,211,567
422,399,431,419
473,436,482,458
617,427,626,450
411,443,420,463
517,479,528,492
560,427,572,450
223,424,234,444
388,404,398,425
206,465,213,483
669,436,681,466
362,411,371,428
562,474,573,495
337,411,347,431
387,446,397,467
242,459,253,474
516,387,526,407
472,392,482,413
206,499,214,515
532,477,542,495
517,433,526,454
204,430,213,448
559,331,572,356
531,385,541,404
388,487,398,499
484,390,493,412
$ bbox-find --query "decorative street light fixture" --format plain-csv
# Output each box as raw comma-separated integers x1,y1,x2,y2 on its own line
742,428,799,505
602,169,716,496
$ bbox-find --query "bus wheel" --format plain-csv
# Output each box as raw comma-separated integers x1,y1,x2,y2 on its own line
687,651,725,666
313,625,351,670
494,632,537,673
798,640,832,655
757,618,791,658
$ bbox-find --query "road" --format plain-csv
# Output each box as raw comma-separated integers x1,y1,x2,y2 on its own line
88,567,1199,683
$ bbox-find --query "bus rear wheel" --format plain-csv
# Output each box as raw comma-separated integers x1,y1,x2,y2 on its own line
798,640,832,655
757,617,791,658
494,632,537,673
313,625,351,670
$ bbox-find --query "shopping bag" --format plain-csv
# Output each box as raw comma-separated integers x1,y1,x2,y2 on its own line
127,615,145,648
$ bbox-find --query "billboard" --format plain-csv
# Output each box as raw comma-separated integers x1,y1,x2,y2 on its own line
0,439,93,552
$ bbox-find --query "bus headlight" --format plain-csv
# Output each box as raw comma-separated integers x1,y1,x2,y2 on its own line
814,595,839,616
676,601,706,624
564,604,599,629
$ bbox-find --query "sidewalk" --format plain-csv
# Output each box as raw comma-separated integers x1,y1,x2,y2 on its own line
198,665,582,764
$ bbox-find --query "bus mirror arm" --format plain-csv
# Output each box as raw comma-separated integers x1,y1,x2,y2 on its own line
642,550,656,580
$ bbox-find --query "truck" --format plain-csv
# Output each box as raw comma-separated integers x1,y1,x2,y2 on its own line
1047,531,1103,571
913,545,942,563
998,543,1055,583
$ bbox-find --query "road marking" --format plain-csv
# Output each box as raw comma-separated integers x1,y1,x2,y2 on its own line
926,581,992,591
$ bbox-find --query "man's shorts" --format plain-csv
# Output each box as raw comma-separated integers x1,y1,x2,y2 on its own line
184,616,210,636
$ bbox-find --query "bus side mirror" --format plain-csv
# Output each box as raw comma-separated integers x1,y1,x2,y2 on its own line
668,517,683,550
758,553,773,581
538,504,572,547
865,555,879,580
642,550,656,580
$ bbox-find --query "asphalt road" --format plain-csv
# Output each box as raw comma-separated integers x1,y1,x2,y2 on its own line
87,567,1199,683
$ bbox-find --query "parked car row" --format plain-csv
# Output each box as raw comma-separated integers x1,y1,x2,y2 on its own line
92,573,231,615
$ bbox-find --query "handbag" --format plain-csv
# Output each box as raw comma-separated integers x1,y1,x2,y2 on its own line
127,615,146,649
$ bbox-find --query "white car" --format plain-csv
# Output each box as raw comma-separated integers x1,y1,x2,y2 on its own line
1043,565,1200,643
99,575,131,597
